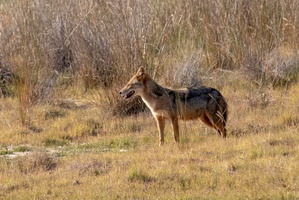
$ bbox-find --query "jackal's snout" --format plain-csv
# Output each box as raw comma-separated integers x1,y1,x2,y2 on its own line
119,88,135,100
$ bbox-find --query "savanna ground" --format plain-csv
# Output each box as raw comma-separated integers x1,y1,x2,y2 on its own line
1,0,299,199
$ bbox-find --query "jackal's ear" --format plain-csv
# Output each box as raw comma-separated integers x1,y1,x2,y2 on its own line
137,66,145,75
136,66,145,80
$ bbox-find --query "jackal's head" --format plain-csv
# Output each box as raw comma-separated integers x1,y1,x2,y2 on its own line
119,66,146,100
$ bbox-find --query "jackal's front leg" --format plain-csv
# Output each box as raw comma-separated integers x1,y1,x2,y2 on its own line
171,117,180,143
156,116,165,146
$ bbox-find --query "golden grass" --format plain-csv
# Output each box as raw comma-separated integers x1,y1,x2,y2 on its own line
1,134,299,199
1,75,299,199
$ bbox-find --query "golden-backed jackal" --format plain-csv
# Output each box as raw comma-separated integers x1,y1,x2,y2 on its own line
119,67,228,145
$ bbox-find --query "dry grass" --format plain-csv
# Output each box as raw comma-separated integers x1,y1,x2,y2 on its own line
1,73,299,199
1,133,299,199
1,0,299,199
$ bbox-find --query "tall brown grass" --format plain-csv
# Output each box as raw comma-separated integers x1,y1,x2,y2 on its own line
0,0,299,120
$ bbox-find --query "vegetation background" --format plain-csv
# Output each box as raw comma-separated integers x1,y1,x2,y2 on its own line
0,0,299,199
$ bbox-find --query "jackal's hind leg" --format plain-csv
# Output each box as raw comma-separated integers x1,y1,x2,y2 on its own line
204,112,227,138
211,115,227,138
212,112,227,138
199,113,214,128
217,125,227,138
171,117,180,143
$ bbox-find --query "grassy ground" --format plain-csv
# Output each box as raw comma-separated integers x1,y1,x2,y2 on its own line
1,72,299,199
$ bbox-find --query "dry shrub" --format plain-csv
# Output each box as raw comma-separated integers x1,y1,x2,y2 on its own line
246,87,272,109
44,109,67,120
0,64,23,99
167,51,203,87
15,151,57,174
278,111,299,127
242,48,264,80
69,159,112,176
81,119,103,137
263,48,299,86
128,167,154,183
243,47,299,87
112,97,148,117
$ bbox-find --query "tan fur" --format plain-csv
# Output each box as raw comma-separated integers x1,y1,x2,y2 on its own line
119,66,228,146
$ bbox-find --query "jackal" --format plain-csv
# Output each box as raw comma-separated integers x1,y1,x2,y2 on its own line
119,67,228,145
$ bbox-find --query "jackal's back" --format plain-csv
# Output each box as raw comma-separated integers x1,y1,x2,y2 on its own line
169,87,228,122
